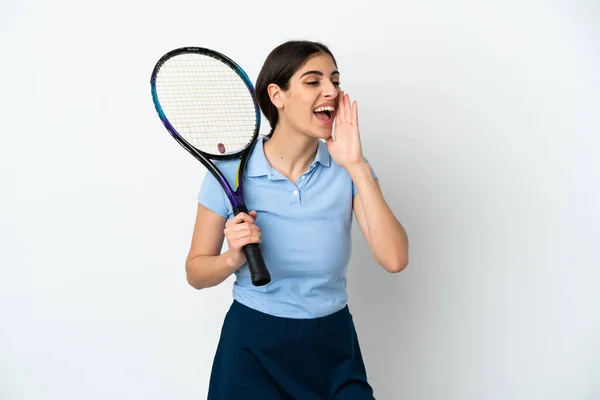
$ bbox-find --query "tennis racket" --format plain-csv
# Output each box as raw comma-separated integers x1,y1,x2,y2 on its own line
150,47,271,287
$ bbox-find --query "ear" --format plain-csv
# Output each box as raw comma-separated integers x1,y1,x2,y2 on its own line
267,83,285,110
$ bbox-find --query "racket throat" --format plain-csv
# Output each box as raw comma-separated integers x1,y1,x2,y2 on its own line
233,204,249,215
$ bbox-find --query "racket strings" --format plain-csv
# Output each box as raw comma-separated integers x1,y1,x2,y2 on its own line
155,53,257,155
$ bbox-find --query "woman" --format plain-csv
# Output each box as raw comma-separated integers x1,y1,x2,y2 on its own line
186,40,409,399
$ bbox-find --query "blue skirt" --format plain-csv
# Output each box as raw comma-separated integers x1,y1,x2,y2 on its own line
207,300,375,399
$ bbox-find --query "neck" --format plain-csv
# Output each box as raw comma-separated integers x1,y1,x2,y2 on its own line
263,122,319,182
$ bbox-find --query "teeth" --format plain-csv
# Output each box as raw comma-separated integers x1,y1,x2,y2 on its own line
314,106,335,112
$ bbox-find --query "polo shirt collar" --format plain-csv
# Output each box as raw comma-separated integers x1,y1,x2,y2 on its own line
246,136,271,177
246,136,331,178
314,139,331,167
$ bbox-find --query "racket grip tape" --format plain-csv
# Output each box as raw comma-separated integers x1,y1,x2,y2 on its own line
233,205,271,286
243,243,271,286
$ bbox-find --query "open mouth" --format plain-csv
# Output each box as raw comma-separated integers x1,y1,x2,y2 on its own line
313,106,335,122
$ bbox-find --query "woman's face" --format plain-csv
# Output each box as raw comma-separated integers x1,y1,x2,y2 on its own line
277,53,341,139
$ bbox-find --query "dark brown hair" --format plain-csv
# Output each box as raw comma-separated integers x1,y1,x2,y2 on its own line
255,40,337,137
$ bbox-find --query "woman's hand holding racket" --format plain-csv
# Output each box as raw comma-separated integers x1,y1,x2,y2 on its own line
224,211,262,269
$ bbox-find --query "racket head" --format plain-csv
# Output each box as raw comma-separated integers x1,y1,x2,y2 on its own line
150,47,261,160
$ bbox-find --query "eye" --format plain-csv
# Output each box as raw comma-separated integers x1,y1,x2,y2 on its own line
305,81,341,87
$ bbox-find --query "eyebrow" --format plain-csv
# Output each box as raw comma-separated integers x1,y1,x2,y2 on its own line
300,70,340,78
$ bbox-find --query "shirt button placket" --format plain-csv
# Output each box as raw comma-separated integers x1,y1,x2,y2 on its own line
292,187,300,207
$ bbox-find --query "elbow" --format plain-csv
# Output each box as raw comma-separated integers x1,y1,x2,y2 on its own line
186,273,204,290
385,260,408,273
379,253,409,273
185,262,206,290
374,235,409,273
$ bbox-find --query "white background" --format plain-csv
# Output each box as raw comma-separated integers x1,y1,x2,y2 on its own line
1,0,599,399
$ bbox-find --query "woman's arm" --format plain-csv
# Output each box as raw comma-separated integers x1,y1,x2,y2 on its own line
185,204,261,289
350,163,409,273
326,91,408,272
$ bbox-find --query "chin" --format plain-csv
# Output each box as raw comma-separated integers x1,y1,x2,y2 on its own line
299,127,331,141
314,130,333,140
309,124,333,139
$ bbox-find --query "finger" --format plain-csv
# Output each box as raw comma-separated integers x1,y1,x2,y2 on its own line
226,222,260,233
236,235,262,246
228,212,255,226
345,94,351,117
344,94,351,122
229,230,261,244
336,91,345,122
248,210,258,219
230,229,261,240
341,94,350,123
352,100,358,125
229,235,261,251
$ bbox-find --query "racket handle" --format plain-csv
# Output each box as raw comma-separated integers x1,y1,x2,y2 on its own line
243,243,271,286
233,205,271,286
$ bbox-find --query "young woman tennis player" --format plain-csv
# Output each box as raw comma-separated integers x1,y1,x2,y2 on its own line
185,40,409,399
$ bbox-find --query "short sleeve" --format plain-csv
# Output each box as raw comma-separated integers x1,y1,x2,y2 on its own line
352,158,378,196
197,172,231,219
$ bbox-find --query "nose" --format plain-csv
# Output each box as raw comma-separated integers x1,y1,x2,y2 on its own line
323,80,339,99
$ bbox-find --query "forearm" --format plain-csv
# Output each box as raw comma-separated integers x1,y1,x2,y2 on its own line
185,251,239,289
349,161,409,272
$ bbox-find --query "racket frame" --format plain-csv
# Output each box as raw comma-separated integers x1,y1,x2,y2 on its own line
150,47,270,286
